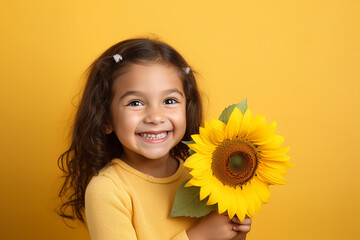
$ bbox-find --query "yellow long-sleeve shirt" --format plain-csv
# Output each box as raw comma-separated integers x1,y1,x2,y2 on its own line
85,158,197,240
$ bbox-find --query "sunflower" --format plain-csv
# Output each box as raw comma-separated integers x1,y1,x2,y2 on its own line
184,107,292,221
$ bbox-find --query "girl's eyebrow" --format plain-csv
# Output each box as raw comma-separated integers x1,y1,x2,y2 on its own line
164,88,184,97
119,91,141,101
119,88,184,101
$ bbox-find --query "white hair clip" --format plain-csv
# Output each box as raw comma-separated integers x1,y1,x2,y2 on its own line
184,66,191,74
113,54,123,63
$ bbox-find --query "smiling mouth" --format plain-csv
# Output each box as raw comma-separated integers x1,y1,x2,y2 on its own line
139,132,168,140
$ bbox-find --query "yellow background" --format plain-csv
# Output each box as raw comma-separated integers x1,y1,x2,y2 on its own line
1,0,359,239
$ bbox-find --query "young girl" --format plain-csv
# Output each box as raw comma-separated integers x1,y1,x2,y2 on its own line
58,38,252,240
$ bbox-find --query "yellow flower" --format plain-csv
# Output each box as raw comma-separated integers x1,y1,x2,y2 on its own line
184,107,292,221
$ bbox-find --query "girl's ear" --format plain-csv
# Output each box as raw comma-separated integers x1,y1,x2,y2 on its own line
103,122,113,134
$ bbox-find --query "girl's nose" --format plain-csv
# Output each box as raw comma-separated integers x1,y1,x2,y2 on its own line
144,106,166,124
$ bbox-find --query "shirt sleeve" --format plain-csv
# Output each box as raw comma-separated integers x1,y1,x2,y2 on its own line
85,174,137,240
171,230,190,240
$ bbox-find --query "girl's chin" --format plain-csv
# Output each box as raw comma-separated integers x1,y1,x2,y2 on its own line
129,151,170,162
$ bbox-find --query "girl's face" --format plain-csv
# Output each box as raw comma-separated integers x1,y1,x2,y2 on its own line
107,63,186,163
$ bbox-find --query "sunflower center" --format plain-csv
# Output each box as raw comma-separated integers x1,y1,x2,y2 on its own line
228,155,245,171
211,138,258,188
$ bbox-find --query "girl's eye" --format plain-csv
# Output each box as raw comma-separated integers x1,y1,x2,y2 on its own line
127,101,143,106
164,98,178,104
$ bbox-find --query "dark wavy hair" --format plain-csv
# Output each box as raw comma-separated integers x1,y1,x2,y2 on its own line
57,38,203,223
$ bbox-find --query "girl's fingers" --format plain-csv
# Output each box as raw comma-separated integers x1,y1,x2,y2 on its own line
232,224,251,232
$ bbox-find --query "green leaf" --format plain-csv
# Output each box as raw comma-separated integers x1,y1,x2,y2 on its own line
182,140,196,156
182,140,195,145
218,98,248,124
188,149,196,155
170,180,218,218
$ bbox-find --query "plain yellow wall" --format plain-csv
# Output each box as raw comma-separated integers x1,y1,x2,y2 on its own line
1,0,359,239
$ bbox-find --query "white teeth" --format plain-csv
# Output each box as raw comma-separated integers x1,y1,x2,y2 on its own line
140,132,167,140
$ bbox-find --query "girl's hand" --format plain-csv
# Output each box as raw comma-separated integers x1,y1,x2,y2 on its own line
231,216,252,240
186,212,238,240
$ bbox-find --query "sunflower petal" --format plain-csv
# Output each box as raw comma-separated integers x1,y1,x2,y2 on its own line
188,142,215,155
260,160,293,169
209,119,226,144
252,177,271,203
210,178,228,213
251,121,277,145
184,153,211,169
186,178,201,187
242,180,262,217
250,128,277,145
191,134,203,144
235,187,247,221
241,182,256,218
224,185,238,219
226,107,242,140
199,181,214,200
259,150,290,160
190,167,212,176
238,108,252,137
217,198,228,214
191,170,212,181
190,134,216,153
256,165,287,185
257,135,285,150
206,177,221,205
207,191,219,205
245,113,262,139
246,114,267,140
199,122,213,145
